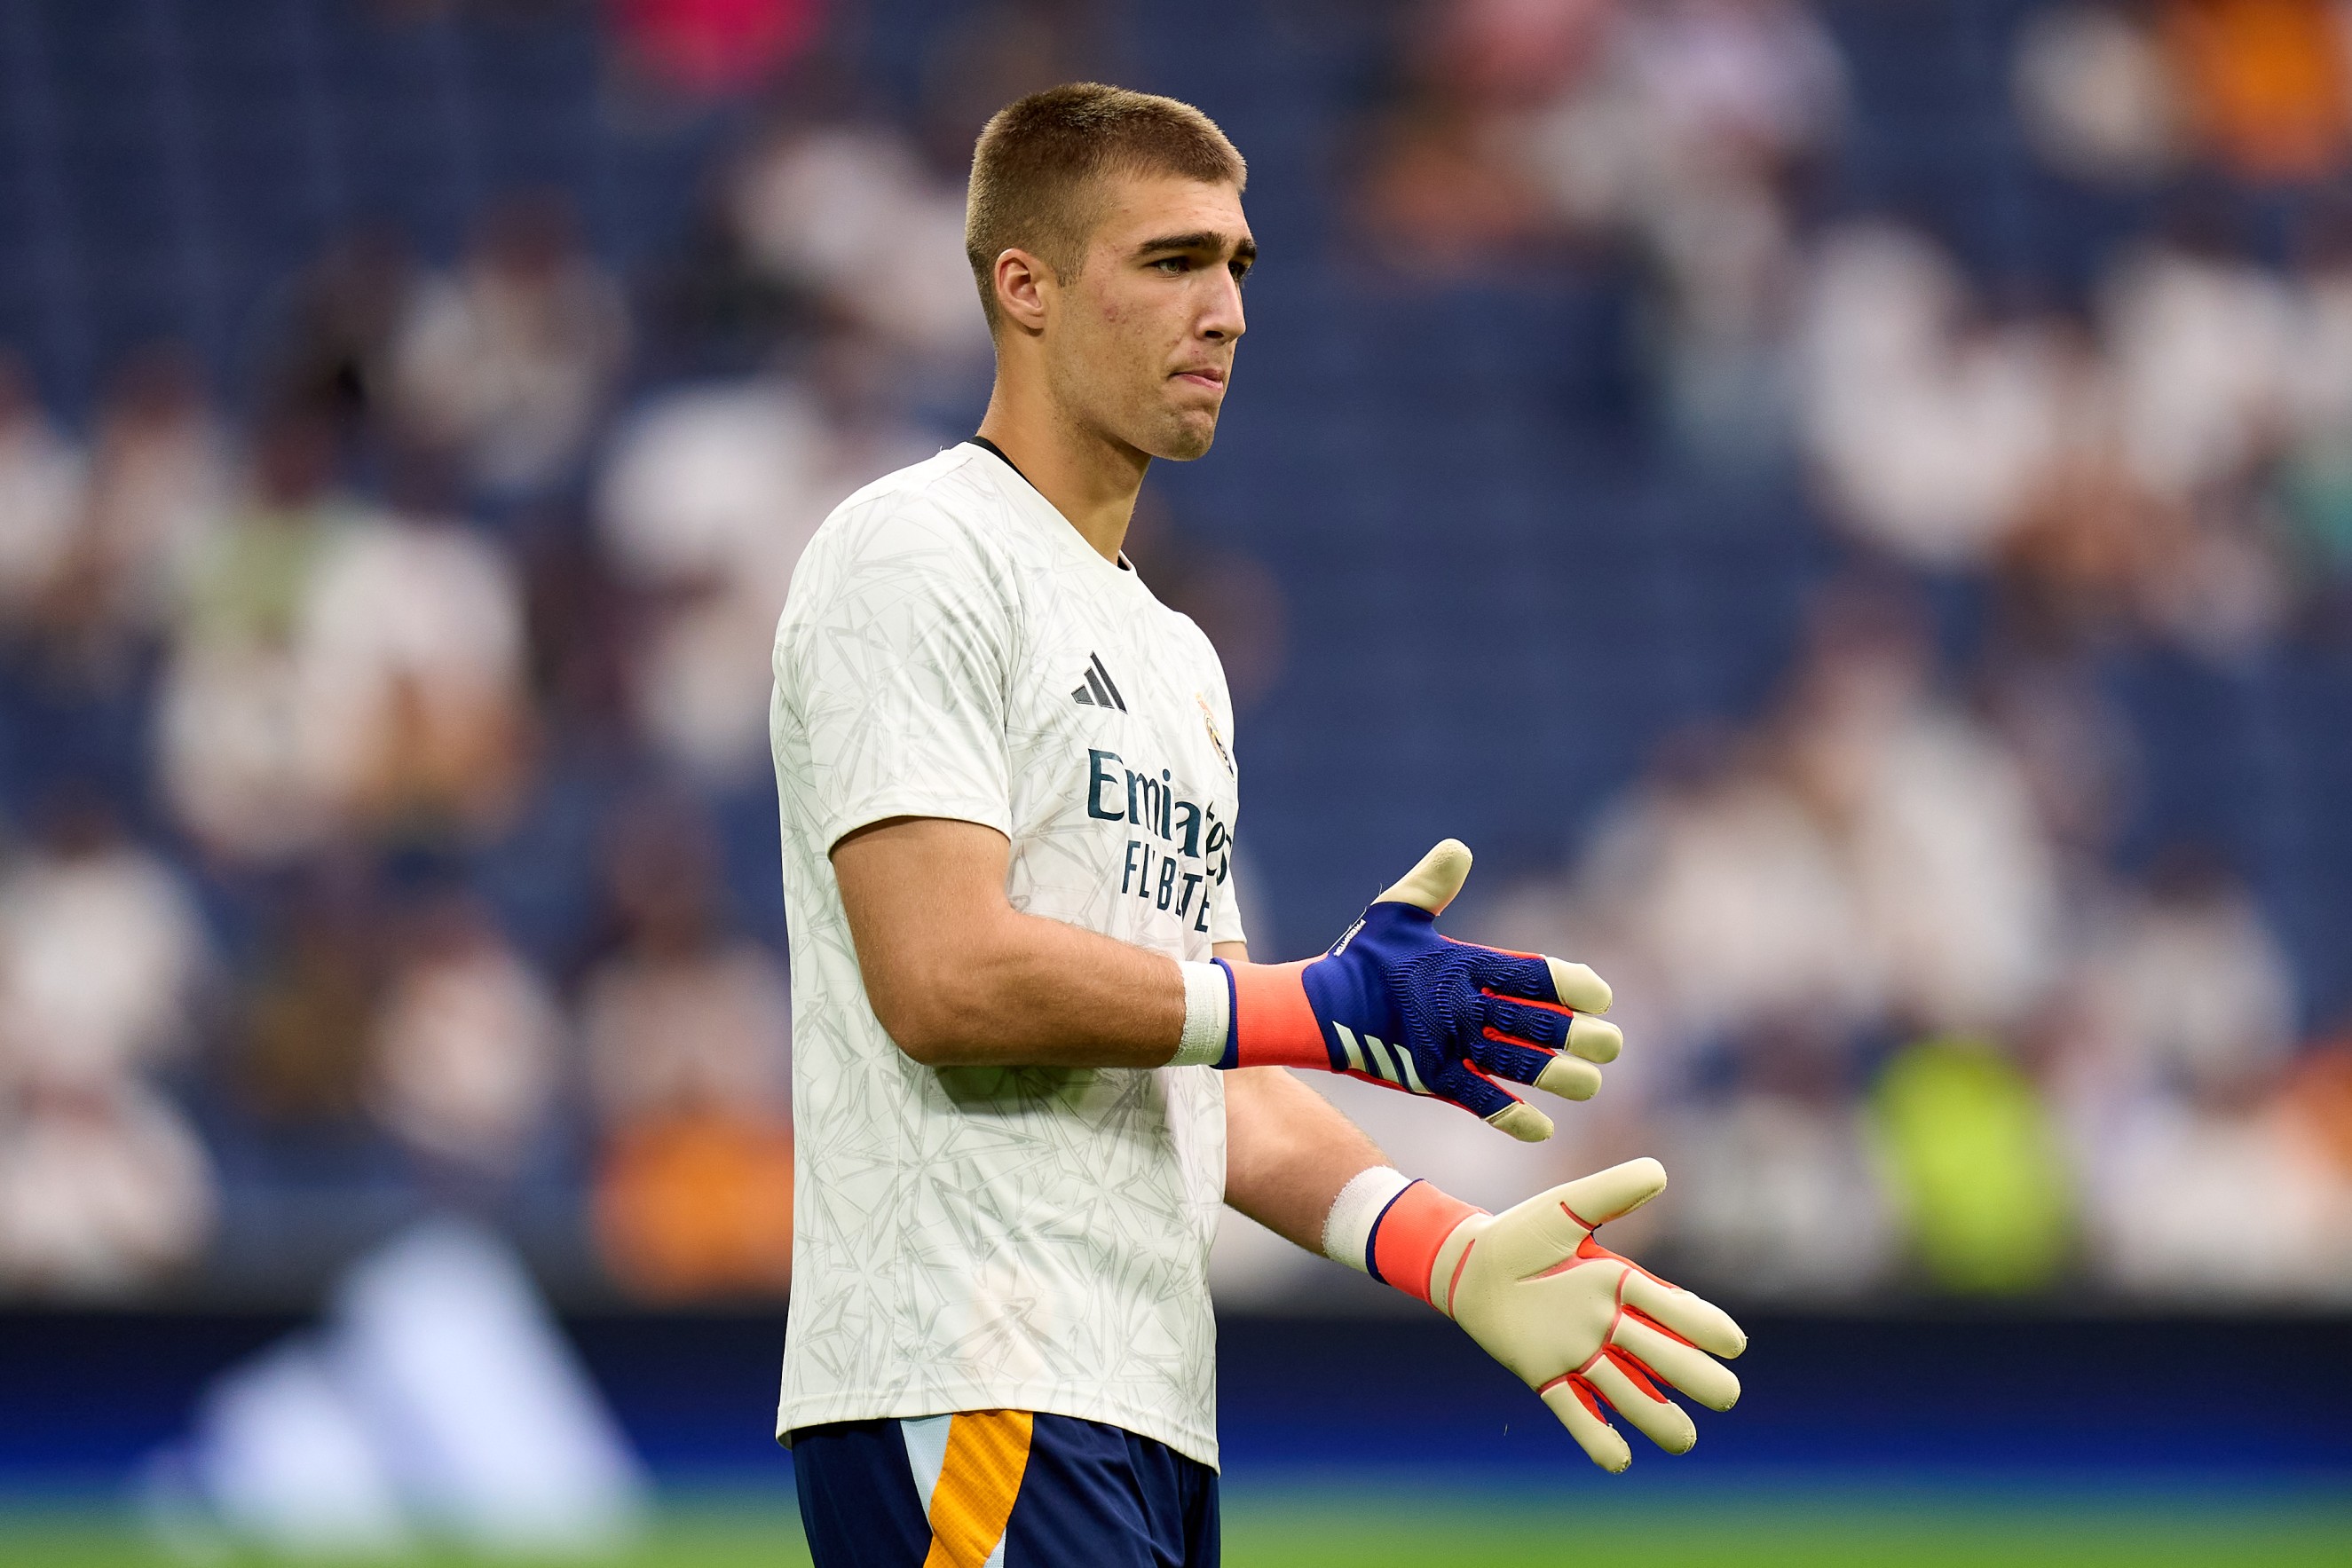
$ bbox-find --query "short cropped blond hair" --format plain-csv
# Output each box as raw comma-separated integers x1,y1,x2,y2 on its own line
965,83,1246,330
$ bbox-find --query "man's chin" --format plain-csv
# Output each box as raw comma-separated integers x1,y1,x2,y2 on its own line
1148,413,1219,462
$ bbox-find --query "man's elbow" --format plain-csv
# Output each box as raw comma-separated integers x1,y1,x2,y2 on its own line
867,970,980,1067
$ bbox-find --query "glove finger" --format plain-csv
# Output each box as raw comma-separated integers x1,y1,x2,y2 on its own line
1474,1035,1603,1102
1620,1266,1748,1359
1460,947,1613,1016
1375,839,1472,914
1538,1375,1631,1473
1476,1013,1615,1102
1612,1312,1740,1412
1482,998,1622,1065
1564,1013,1622,1063
1535,1052,1602,1101
1551,1158,1669,1231
1435,1061,1556,1143
1583,1351,1698,1454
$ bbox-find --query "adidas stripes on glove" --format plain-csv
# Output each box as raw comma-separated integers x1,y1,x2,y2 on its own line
1327,1157,1747,1472
1172,839,1621,1141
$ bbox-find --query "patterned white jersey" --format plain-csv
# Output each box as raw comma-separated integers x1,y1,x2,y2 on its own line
770,441,1245,1467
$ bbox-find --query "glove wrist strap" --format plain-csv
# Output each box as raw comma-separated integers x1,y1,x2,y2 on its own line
1170,961,1231,1068
1367,1179,1484,1312
1217,957,1327,1071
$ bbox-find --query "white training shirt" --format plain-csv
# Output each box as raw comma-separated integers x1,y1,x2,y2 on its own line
770,441,1245,1466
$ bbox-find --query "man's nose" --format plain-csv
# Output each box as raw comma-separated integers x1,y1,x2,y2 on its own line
1200,271,1247,343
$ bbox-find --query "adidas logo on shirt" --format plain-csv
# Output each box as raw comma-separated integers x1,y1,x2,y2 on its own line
1071,653,1128,713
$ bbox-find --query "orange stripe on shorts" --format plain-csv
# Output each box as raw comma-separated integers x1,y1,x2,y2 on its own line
922,1409,1033,1568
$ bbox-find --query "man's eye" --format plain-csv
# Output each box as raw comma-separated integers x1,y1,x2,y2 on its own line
1152,256,1189,273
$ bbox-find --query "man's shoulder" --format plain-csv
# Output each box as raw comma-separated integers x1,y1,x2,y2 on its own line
779,445,1024,645
809,443,1025,566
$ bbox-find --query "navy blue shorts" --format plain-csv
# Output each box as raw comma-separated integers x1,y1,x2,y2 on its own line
793,1410,1219,1567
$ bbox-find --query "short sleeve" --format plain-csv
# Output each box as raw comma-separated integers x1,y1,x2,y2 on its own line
777,499,1015,851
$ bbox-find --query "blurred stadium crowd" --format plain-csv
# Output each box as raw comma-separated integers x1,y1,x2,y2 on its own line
2,0,2351,1314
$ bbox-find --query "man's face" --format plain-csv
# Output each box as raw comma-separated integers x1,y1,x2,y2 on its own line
1043,173,1253,461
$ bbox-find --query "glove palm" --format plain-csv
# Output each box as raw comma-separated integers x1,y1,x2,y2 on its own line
1415,1159,1748,1471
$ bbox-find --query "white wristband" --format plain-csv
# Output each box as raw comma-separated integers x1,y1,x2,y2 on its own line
1322,1165,1415,1273
1169,960,1231,1068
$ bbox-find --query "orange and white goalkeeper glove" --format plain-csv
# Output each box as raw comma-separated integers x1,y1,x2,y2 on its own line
1324,1157,1747,1471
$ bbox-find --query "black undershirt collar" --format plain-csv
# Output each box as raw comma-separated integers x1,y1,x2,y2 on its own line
963,435,1027,485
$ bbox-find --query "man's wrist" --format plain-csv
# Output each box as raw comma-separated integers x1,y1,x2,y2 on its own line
1321,1165,1415,1273
1169,960,1231,1067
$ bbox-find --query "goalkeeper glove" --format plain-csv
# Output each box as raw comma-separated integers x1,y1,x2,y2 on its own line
1326,1157,1746,1472
1172,839,1621,1141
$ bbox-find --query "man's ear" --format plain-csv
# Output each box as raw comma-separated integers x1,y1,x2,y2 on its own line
992,248,1054,335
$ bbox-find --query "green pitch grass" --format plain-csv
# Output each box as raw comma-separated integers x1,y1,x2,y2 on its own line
4,1484,2348,1566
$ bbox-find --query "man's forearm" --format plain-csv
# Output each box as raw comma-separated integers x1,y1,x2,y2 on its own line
908,903,1191,1068
834,815,1196,1068
1222,1064,1388,1253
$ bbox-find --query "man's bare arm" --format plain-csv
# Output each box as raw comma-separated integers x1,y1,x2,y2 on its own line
832,815,1188,1068
1215,940,1390,1253
836,818,1387,1244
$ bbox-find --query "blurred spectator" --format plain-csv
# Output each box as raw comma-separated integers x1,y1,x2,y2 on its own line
391,195,629,497
233,870,381,1126
1576,729,1880,1059
608,0,826,101
295,497,533,839
0,353,84,622
2279,1038,2352,1194
0,787,215,1300
0,1076,215,1297
2072,853,2348,1297
1351,0,1574,280
2083,848,2297,1096
2276,203,2352,602
1871,1035,2074,1295
1355,0,1841,286
596,338,931,780
155,411,353,863
1799,223,2073,567
43,348,230,668
730,121,989,361
254,225,419,443
2014,3,2184,184
2162,0,2352,182
583,796,793,1298
2101,210,2294,500
367,895,563,1177
1778,586,2064,1037
1506,0,1843,457
0,801,209,1091
1664,1033,1897,1301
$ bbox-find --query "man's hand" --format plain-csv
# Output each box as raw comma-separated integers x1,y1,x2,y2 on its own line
1338,1158,1746,1472
1212,840,1621,1140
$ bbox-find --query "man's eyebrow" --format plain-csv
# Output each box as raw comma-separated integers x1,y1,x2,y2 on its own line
1133,231,1258,263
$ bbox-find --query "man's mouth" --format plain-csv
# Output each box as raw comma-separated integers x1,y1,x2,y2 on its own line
1172,367,1226,392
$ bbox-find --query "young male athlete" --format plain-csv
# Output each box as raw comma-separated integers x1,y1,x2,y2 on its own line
770,83,1748,1565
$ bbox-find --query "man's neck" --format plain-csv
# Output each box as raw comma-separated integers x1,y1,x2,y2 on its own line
974,379,1148,564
